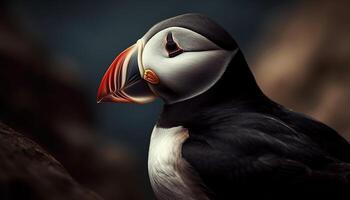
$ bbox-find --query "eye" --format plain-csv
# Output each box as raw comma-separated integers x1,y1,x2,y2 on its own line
165,32,183,58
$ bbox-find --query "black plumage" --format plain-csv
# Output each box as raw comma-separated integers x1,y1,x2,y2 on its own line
101,13,350,199
143,13,237,51
157,50,350,199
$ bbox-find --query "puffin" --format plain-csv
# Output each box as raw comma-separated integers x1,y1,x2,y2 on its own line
97,13,350,199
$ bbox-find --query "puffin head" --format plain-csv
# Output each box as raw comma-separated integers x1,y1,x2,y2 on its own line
97,13,239,104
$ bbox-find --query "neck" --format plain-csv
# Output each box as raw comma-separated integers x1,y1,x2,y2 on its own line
157,50,269,128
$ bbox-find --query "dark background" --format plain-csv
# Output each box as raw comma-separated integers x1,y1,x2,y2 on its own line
1,0,349,199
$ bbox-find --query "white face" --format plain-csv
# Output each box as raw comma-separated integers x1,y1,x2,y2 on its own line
139,27,235,104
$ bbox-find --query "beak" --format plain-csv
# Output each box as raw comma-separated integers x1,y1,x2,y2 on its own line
97,40,156,104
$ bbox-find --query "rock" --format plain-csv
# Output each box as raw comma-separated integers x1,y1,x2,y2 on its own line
0,3,143,200
0,122,102,200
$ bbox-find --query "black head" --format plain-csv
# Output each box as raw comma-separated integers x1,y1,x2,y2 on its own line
97,13,263,113
143,13,238,51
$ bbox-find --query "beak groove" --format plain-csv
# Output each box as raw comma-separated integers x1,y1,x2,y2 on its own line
97,42,156,104
97,46,134,103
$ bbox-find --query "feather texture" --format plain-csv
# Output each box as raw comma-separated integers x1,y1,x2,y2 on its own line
157,50,350,199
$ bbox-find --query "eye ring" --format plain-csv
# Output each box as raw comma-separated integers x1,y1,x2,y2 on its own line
166,32,183,58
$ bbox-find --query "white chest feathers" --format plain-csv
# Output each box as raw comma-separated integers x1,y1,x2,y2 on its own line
148,125,209,200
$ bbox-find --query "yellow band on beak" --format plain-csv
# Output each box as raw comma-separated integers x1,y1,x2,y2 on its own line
143,69,160,84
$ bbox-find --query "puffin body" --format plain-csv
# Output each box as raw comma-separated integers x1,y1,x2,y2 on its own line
97,14,350,199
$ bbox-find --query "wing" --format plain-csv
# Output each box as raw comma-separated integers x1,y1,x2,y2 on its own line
278,108,350,162
182,113,350,199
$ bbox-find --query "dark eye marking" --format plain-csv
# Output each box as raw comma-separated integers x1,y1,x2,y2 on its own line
165,32,183,58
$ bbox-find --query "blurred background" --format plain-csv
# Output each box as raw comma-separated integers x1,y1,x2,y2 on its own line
0,0,349,199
